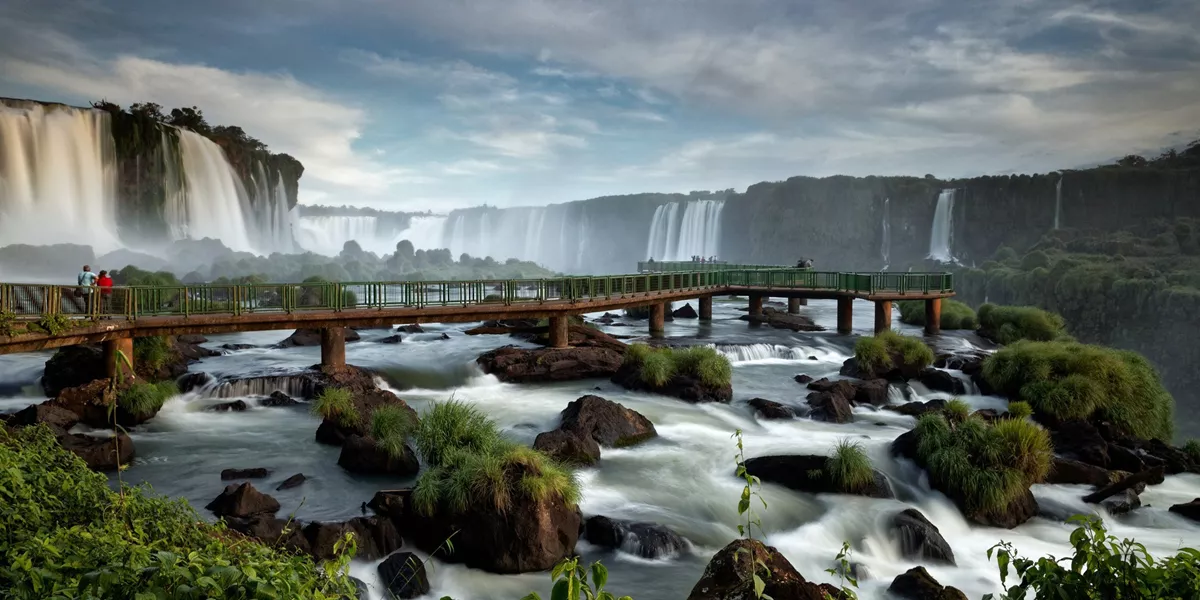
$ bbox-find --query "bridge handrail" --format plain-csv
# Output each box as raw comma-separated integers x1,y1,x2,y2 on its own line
0,267,953,323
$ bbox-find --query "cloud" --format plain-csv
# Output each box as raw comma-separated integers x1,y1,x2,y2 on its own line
344,49,515,89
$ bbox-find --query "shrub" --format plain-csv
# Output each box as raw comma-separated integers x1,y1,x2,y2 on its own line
1019,250,1051,270
826,439,874,494
1183,440,1200,465
0,425,355,598
853,336,891,374
410,401,579,517
312,387,358,428
943,398,971,423
977,304,1067,344
853,331,934,375
982,340,1174,440
915,412,1051,516
897,299,978,330
1007,401,1033,420
117,380,178,417
622,344,733,388
133,336,173,371
371,405,416,460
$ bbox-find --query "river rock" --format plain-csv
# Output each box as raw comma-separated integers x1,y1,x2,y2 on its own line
378,552,430,599
304,516,402,561
1169,498,1200,523
1047,457,1110,486
1051,420,1110,468
743,455,893,499
1107,444,1146,473
854,378,891,407
748,398,795,420
889,509,955,565
312,365,418,446
276,473,307,491
205,482,280,519
477,345,624,383
379,334,403,344
174,336,220,362
612,362,733,404
225,516,310,555
337,434,420,476
1101,488,1142,515
59,431,135,471
209,399,248,412
917,368,967,395
558,395,657,447
41,345,107,397
532,429,601,466
397,324,425,333
806,391,854,423
686,538,839,600
277,327,360,348
583,515,688,559
887,566,968,600
9,402,80,430
794,374,814,384
221,343,257,351
52,378,168,428
222,467,271,480
886,399,947,418
740,307,825,332
673,303,699,319
262,391,299,407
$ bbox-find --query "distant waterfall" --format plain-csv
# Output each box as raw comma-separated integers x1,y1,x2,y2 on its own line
1054,176,1062,230
644,200,725,261
395,215,448,251
881,197,892,270
170,130,257,253
0,102,122,252
295,215,405,255
928,189,957,263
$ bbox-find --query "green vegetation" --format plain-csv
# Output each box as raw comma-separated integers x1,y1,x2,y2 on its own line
1184,440,1200,465
1007,401,1033,421
982,340,1174,440
312,387,358,428
987,515,1200,599
410,401,579,516
853,330,934,375
521,558,633,600
117,381,178,417
28,313,73,336
371,405,417,460
977,304,1069,344
825,439,874,494
133,336,173,372
944,398,971,423
0,425,355,599
732,429,771,599
915,412,1052,516
622,344,733,388
0,311,15,337
898,299,978,330
112,265,181,287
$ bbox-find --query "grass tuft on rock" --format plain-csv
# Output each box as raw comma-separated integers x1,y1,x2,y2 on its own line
977,304,1068,344
982,340,1174,440
133,336,173,372
943,398,971,423
623,344,733,388
1007,401,1033,420
371,405,416,460
853,330,934,375
1183,440,1200,465
915,412,1052,516
898,299,978,330
826,439,874,493
312,387,358,429
117,380,178,417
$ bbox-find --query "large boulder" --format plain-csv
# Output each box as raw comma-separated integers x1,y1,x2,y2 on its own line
687,538,839,600
889,509,955,565
887,567,968,600
9,402,79,430
1050,420,1109,468
312,365,418,446
583,515,688,559
477,345,624,383
748,398,796,420
1047,457,1110,487
743,455,893,499
917,368,967,395
59,431,134,471
612,362,732,403
337,434,420,476
221,467,270,480
740,307,825,332
673,303,699,319
559,395,657,447
303,516,402,561
224,516,311,555
52,378,165,428
805,391,854,423
41,345,107,397
532,429,601,466
205,482,280,519
853,379,890,407
277,328,360,348
378,552,430,599
1169,499,1200,523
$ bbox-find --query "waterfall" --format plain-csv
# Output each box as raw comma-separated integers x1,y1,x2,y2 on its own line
927,189,957,263
295,215,399,255
171,130,257,252
395,215,448,251
881,196,892,270
643,200,725,261
1054,176,1062,230
0,103,122,252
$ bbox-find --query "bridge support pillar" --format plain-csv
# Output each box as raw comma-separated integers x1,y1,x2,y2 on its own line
321,327,346,368
924,298,942,335
649,303,666,335
874,300,893,334
749,294,764,318
787,298,801,314
837,297,854,334
548,316,570,348
103,338,134,380
699,296,713,321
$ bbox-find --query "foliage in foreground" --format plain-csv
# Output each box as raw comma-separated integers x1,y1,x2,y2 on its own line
987,515,1200,600
982,340,1175,440
521,558,632,600
312,387,358,428
117,380,179,416
977,304,1069,345
898,298,978,330
853,330,934,375
826,439,875,494
623,344,733,388
133,335,173,371
0,425,355,599
410,400,580,516
915,412,1052,516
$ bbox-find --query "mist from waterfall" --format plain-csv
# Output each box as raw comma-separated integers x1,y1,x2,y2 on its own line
1054,176,1062,230
927,189,957,263
440,206,590,271
0,103,122,252
881,197,891,270
644,200,725,261
295,216,401,256
171,130,257,253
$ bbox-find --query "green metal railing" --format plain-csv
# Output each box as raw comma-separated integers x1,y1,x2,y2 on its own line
637,261,793,273
0,267,953,327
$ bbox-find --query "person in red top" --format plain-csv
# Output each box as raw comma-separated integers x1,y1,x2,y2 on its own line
96,270,114,317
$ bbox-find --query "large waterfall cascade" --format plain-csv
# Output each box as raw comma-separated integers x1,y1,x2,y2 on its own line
927,189,958,263
295,215,406,256
644,199,726,261
1054,176,1062,230
170,130,257,253
0,103,122,252
881,196,891,270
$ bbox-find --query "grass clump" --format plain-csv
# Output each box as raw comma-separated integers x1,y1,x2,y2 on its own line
622,344,733,388
977,303,1068,344
1007,401,1033,420
1183,440,1200,465
943,398,971,423
312,387,358,429
915,412,1052,517
371,405,416,460
982,340,1174,440
410,401,579,517
117,380,178,417
133,336,173,372
853,330,934,376
826,439,875,494
898,299,978,330
0,425,355,598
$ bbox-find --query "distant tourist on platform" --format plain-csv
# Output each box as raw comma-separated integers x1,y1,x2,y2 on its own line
97,270,114,316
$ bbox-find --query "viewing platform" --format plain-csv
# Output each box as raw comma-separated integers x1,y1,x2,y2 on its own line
0,264,954,374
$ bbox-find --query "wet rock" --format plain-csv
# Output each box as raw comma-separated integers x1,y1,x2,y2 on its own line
532,429,601,466
178,372,213,393
59,431,134,471
612,362,732,403
686,538,839,600
1107,444,1146,473
53,379,169,428
302,518,401,561
794,374,814,384
806,391,853,423
221,467,271,480
740,307,825,332
41,345,106,397
672,303,699,319
337,434,420,476
438,333,450,340
205,482,280,519
351,577,369,600
396,324,425,334
885,399,947,418
743,454,894,499
887,566,968,600
10,402,79,430
276,327,360,348
1051,420,1110,468
917,368,967,395
971,489,1039,529
1100,489,1142,515
806,378,857,398
221,343,257,351
584,515,688,559
478,346,625,384
261,391,299,407
1048,457,1110,487
1169,498,1200,523
276,473,307,491
891,429,920,460
209,400,248,412
559,395,657,447
378,551,430,599
379,334,403,344
175,336,220,361
177,334,208,345
748,398,795,420
889,509,955,565
854,379,890,407
311,365,419,446
225,516,310,555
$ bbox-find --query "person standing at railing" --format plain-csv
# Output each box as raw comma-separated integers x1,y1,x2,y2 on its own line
76,265,97,314
97,270,114,318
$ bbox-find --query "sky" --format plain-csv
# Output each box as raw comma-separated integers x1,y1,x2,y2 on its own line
1,0,1198,211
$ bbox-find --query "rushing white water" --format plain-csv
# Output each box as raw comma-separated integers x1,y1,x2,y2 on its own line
295,216,396,256
171,130,256,252
645,200,725,261
0,103,122,252
881,197,891,270
396,215,449,251
928,189,957,263
1054,176,1062,230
